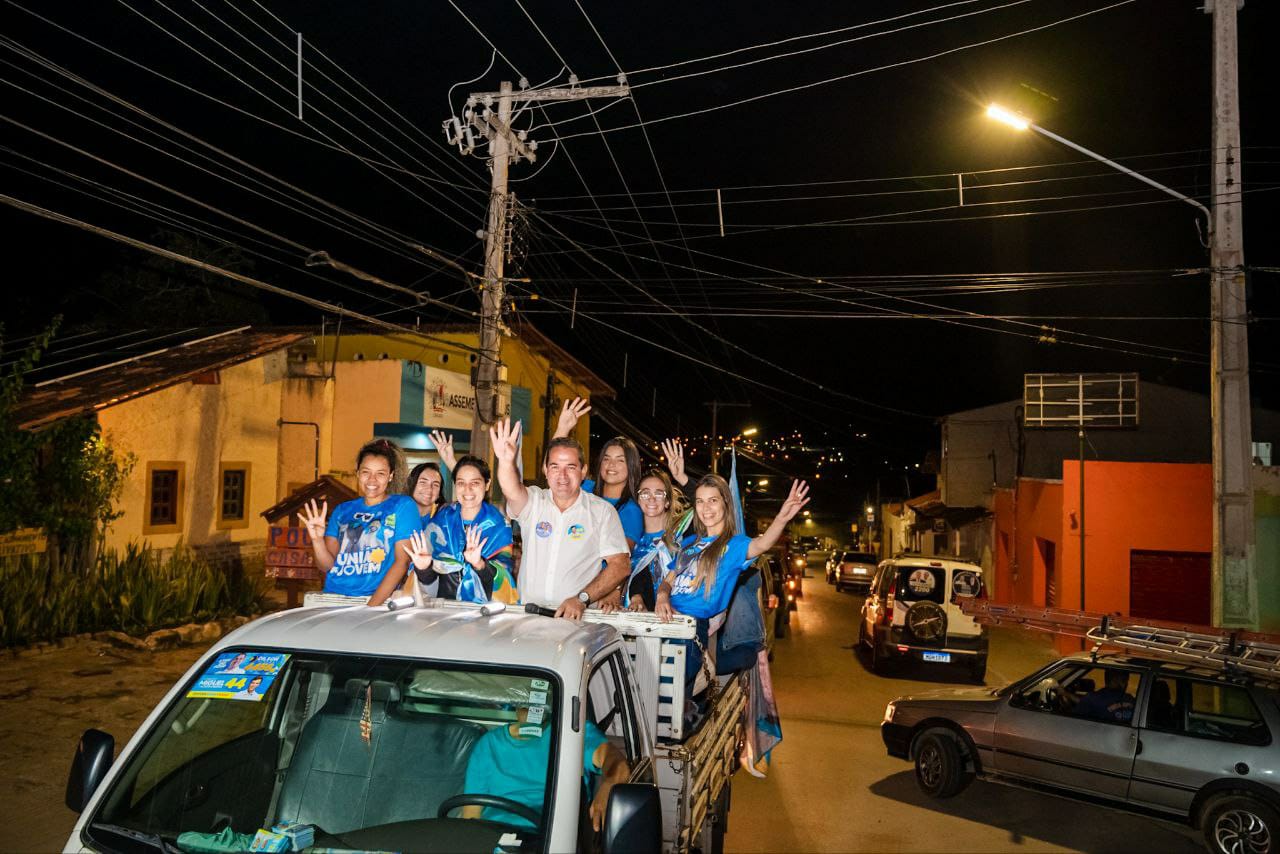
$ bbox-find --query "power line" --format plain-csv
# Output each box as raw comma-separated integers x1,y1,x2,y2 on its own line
0,192,494,360
549,0,1140,141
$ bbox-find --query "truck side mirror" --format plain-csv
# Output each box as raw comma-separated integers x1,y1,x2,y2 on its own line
601,783,662,854
66,728,114,813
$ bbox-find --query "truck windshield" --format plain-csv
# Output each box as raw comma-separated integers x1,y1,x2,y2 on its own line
85,648,559,854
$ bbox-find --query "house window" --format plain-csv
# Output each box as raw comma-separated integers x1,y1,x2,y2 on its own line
932,532,949,555
218,463,251,529
145,462,185,534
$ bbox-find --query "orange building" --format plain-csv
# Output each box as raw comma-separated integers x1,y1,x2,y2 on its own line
994,461,1217,651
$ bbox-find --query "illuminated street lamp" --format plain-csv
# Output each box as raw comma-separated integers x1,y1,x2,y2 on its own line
741,426,758,437
986,102,1254,626
985,104,1210,223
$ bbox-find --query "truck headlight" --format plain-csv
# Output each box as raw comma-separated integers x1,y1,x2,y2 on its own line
883,702,896,724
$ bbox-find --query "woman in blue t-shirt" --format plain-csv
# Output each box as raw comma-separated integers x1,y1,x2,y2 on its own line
655,475,809,622
551,398,644,547
298,439,422,606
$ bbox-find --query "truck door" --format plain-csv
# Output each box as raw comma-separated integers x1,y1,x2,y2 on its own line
586,650,653,785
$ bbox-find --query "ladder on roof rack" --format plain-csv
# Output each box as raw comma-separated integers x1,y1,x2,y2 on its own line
961,599,1280,679
1086,619,1280,680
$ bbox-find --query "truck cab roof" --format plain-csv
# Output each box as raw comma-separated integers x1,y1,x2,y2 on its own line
211,603,617,675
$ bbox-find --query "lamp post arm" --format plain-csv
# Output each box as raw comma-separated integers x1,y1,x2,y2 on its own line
1030,123,1212,230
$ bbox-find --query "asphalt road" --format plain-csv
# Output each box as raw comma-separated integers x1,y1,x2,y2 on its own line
723,575,1204,854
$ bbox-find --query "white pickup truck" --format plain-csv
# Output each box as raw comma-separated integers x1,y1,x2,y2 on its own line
62,597,746,854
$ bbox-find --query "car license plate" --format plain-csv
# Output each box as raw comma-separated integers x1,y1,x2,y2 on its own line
922,651,951,663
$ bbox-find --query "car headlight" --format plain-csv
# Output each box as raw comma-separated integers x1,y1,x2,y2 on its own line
883,702,896,724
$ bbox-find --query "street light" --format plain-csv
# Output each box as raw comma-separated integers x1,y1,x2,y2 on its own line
985,104,1210,225
985,101,1254,627
741,426,758,437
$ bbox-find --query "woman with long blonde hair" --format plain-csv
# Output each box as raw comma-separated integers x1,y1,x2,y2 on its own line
656,474,808,622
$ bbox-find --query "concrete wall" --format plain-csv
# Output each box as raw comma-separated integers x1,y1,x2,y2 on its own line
319,332,600,481
1256,467,1280,632
943,383,1280,500
330,360,401,480
98,352,288,555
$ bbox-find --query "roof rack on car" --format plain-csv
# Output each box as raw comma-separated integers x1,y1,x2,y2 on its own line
1086,619,1280,681
961,600,1280,680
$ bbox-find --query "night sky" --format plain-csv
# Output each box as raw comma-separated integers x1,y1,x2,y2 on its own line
3,0,1278,519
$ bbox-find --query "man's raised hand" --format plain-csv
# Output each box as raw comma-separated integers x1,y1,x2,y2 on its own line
489,417,521,463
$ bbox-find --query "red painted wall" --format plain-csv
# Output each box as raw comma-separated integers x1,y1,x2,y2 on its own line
994,461,1212,653
992,479,1064,607
1059,460,1212,618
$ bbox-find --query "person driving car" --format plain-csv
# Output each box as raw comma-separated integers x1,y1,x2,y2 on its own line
1071,670,1136,723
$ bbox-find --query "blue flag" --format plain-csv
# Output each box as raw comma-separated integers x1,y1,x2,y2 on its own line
728,446,746,534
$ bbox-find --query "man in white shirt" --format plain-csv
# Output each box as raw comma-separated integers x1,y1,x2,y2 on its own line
491,417,629,618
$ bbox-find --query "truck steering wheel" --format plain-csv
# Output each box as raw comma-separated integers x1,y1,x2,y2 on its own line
437,794,543,827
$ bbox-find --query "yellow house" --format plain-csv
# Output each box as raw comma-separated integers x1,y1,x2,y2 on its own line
13,322,611,565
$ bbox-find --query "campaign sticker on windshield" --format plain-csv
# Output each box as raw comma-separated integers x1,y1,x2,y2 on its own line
530,678,549,690
187,652,290,701
528,690,548,706
526,705,545,725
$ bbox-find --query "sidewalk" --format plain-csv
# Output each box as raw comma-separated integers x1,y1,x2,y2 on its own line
0,636,215,852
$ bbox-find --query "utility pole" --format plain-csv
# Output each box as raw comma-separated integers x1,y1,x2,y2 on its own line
449,79,629,465
1208,0,1256,628
704,401,750,474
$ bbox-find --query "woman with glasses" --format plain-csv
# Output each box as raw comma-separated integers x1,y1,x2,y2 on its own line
624,469,689,612
297,439,421,606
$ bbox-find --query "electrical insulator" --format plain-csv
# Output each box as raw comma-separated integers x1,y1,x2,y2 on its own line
528,139,539,151
518,77,529,90
463,125,476,153
517,129,527,141
568,74,578,86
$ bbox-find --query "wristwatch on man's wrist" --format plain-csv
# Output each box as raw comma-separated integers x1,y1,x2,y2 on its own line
576,590,591,605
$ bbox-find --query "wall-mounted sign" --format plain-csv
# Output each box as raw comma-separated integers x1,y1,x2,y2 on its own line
425,368,476,430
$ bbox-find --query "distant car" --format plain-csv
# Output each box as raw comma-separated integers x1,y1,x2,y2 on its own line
882,651,1280,854
784,549,806,601
805,549,831,580
858,557,988,682
834,551,878,593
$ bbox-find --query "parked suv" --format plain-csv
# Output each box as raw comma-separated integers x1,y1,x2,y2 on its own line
882,651,1280,854
834,551,878,593
858,557,988,681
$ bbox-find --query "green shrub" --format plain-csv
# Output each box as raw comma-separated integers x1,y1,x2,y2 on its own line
0,540,269,647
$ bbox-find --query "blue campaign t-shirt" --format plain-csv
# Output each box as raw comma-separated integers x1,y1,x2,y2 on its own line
463,721,609,829
323,494,421,596
668,534,754,619
582,479,643,544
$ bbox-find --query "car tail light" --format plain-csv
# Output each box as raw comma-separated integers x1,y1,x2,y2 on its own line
881,574,897,626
